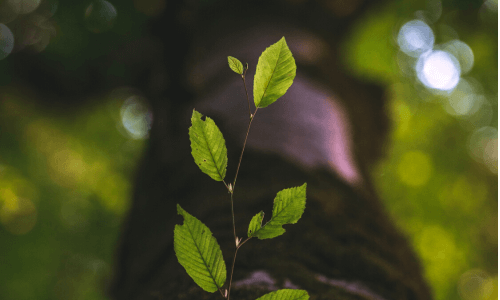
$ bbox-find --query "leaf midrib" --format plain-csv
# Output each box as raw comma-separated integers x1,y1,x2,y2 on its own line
257,40,285,107
200,119,224,181
185,219,221,290
256,193,297,235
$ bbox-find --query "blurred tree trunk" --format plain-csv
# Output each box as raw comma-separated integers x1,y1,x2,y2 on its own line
107,1,432,299
5,0,433,299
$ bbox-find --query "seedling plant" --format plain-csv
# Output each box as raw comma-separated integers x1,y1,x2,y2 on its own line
174,37,309,300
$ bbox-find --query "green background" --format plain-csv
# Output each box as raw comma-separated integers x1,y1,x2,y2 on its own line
0,0,496,299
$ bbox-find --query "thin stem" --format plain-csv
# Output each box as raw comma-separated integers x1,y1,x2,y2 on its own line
241,66,251,119
227,237,252,300
227,245,239,300
233,108,258,191
226,65,257,300
230,192,237,248
218,288,225,298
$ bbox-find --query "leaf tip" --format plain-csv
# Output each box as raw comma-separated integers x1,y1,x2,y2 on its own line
176,204,184,215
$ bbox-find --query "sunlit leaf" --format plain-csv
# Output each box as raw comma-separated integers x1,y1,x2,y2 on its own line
189,109,228,181
228,56,244,75
247,211,264,237
250,183,307,239
253,37,296,108
174,204,227,293
256,289,309,300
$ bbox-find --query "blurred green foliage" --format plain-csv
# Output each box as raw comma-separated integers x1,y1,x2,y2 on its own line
343,1,497,300
0,0,497,300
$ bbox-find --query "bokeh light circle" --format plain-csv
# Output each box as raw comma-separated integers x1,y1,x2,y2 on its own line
398,20,435,57
120,96,152,140
84,0,117,33
0,23,14,60
416,50,461,91
443,40,474,74
457,269,494,300
468,126,497,173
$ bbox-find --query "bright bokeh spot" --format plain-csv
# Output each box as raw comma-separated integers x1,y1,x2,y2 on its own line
0,23,14,60
443,40,474,74
397,151,433,186
84,0,117,33
120,96,152,140
468,127,498,173
416,50,461,91
458,269,494,300
398,20,434,57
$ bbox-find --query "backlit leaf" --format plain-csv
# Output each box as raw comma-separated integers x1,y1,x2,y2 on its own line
250,183,307,239
189,109,227,181
228,56,244,75
247,211,264,237
174,204,227,293
253,37,296,108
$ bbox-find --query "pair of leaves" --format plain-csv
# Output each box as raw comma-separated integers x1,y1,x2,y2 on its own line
228,37,297,109
174,205,309,299
191,37,296,182
248,183,307,239
174,183,307,294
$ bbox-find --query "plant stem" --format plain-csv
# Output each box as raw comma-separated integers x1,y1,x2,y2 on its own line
230,192,237,249
226,69,257,300
232,109,257,192
241,66,251,119
227,237,251,300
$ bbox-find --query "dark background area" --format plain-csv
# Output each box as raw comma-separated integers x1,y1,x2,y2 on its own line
0,0,497,299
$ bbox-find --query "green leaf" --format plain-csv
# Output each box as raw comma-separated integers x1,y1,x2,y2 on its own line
250,183,307,239
174,204,227,293
256,289,309,300
189,109,228,181
247,211,264,237
228,56,244,75
253,37,296,108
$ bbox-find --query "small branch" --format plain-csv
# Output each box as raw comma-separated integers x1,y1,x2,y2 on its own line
233,108,258,191
230,192,237,247
241,65,251,119
227,245,239,300
238,237,251,248
227,237,253,300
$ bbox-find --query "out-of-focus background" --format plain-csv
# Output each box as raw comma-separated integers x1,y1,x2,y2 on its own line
0,0,497,299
